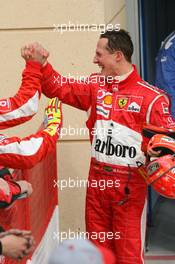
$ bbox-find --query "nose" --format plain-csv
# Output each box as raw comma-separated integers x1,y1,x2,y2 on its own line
93,55,98,64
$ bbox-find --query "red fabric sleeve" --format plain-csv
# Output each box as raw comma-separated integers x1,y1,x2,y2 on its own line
0,129,59,169
41,62,92,111
0,61,42,129
150,95,175,129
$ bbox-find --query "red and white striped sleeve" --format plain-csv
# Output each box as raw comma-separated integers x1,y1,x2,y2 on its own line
0,61,42,129
0,98,62,169
0,127,59,169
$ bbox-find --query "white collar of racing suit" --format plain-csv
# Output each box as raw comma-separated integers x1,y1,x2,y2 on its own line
115,66,134,82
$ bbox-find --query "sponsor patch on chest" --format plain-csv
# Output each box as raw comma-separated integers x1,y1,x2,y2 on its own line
97,90,112,107
96,90,112,118
115,95,143,112
96,105,110,118
94,136,137,158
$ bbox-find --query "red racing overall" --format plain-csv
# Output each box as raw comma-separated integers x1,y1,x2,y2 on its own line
41,63,175,263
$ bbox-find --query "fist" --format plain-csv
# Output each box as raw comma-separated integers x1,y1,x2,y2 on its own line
21,42,49,65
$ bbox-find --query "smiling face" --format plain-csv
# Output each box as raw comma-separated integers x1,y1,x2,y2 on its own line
93,30,134,78
93,38,120,78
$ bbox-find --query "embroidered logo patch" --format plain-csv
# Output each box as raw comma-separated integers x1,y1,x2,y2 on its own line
115,95,143,112
118,98,128,108
104,95,112,105
96,106,110,118
97,90,106,100
127,102,140,112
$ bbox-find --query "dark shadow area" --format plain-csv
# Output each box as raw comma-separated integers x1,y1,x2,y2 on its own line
139,0,175,83
147,197,175,254
139,0,175,256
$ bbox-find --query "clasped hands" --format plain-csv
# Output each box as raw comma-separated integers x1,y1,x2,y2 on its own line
0,229,35,260
21,42,49,66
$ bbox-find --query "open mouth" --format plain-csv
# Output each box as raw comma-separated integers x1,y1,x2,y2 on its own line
99,65,104,70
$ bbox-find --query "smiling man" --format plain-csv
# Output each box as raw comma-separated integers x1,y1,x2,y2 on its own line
23,29,175,264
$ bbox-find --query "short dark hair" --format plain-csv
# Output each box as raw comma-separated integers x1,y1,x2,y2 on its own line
100,29,134,62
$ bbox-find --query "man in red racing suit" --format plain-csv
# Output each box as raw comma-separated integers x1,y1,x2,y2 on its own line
25,30,175,263
0,47,61,260
0,53,62,169
0,51,62,205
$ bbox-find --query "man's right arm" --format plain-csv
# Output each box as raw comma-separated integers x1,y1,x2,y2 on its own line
21,42,92,111
41,62,92,111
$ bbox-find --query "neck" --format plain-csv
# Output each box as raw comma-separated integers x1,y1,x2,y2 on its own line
113,61,133,76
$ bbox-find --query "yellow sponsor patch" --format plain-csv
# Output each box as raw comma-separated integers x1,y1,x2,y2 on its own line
118,98,128,108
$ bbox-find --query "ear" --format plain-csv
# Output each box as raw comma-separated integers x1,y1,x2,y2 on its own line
115,51,123,62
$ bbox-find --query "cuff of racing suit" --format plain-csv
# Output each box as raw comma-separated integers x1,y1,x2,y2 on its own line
25,60,43,72
41,62,58,98
23,61,43,96
41,62,53,81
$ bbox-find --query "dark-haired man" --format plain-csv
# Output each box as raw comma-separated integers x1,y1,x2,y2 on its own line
23,30,175,264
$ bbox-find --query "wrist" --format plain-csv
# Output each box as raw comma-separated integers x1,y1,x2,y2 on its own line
42,60,48,67
26,60,42,69
41,62,53,80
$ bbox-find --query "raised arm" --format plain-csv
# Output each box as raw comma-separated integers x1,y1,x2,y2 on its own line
0,44,49,130
21,42,92,111
41,62,92,111
0,61,42,129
